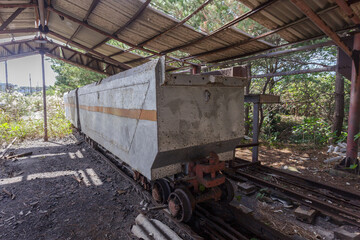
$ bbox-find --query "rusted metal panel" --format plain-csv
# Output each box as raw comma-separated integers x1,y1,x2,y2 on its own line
245,94,281,104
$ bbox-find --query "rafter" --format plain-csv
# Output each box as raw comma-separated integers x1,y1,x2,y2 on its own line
68,52,77,61
2,45,14,55
47,7,198,67
91,0,151,50
47,6,157,56
334,0,360,25
0,4,36,8
0,8,25,31
48,30,131,70
25,42,35,51
179,4,342,61
117,0,213,57
68,0,100,43
290,0,352,57
46,52,112,76
0,28,38,34
48,45,58,54
161,0,278,55
209,25,355,64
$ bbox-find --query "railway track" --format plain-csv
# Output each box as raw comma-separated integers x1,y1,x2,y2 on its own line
85,138,288,240
227,159,360,228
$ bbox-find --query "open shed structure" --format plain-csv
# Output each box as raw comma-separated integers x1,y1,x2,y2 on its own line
0,0,360,166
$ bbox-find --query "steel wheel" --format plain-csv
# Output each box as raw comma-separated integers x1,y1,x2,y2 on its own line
220,179,234,203
168,188,194,222
152,179,171,204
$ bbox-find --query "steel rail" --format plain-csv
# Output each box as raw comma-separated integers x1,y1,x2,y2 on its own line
227,169,360,227
246,166,360,211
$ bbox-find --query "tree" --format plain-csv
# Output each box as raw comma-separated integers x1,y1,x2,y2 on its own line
51,59,106,94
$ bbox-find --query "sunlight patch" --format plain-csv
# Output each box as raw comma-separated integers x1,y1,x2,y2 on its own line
86,168,103,186
0,176,23,186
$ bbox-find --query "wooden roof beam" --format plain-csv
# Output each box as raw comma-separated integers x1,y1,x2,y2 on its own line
0,28,38,34
290,0,352,57
47,6,199,67
91,0,151,50
48,6,159,56
0,4,36,8
161,0,279,55
0,8,25,31
335,0,360,26
113,0,213,58
68,0,100,43
137,0,213,47
179,4,342,61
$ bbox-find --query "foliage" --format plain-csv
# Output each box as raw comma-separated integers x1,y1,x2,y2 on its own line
0,91,72,144
51,59,105,94
355,132,360,141
291,117,331,145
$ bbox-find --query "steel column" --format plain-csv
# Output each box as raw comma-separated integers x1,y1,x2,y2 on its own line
252,103,260,162
345,33,360,164
41,52,48,141
4,60,8,91
191,65,201,74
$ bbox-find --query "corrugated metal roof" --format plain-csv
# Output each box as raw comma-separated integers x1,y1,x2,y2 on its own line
238,0,359,42
0,0,357,73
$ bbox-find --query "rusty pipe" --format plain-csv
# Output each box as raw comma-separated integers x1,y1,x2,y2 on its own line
346,32,360,163
38,0,46,28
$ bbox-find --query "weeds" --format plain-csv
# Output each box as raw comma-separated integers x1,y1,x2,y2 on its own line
0,91,72,145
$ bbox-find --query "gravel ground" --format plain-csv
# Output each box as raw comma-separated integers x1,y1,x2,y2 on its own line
0,135,176,240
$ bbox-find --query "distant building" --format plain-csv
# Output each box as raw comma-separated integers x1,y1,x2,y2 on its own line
0,83,46,95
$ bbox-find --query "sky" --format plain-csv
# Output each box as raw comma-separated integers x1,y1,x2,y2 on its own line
0,55,57,87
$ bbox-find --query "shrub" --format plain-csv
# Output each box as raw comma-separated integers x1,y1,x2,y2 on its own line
0,91,72,144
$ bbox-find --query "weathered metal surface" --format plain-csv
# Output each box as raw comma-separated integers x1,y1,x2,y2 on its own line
245,94,280,104
345,32,360,164
227,161,360,227
65,58,246,180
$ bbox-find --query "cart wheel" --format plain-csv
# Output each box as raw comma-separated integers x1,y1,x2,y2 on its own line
152,179,171,204
220,179,234,203
168,188,194,222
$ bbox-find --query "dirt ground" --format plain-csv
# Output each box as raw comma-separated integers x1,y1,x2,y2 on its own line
0,136,176,240
1,136,359,240
237,145,360,193
235,145,360,240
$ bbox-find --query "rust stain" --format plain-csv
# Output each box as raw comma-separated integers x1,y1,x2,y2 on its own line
65,103,157,121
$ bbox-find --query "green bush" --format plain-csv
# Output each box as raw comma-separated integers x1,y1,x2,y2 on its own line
0,91,72,144
290,117,331,145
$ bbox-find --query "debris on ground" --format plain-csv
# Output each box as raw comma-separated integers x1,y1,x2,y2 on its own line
131,213,182,240
0,137,185,240
294,206,317,224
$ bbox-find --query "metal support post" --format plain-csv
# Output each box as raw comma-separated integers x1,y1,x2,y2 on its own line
41,52,48,141
345,32,360,166
191,65,201,74
252,103,260,162
5,60,8,92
